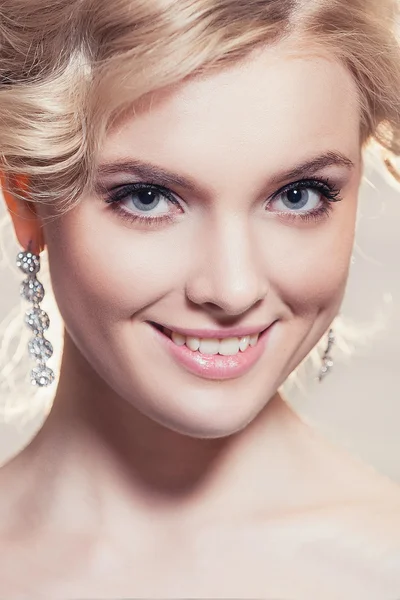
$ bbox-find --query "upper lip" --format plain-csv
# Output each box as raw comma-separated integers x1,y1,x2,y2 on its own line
149,321,274,339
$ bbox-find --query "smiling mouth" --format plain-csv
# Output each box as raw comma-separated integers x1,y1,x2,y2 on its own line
149,322,268,356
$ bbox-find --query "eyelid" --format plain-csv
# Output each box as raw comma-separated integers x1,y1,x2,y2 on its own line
104,181,183,207
270,177,342,202
103,176,342,216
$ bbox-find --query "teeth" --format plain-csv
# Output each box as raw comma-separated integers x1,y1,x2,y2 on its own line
219,337,240,356
186,336,200,351
199,338,219,355
239,336,250,352
171,331,186,346
167,328,260,355
249,334,258,347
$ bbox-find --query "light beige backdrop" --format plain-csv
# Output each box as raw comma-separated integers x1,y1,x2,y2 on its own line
1,160,400,482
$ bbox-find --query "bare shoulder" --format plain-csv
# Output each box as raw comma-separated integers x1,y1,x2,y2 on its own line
263,498,400,599
269,441,400,596
318,486,400,552
297,421,400,559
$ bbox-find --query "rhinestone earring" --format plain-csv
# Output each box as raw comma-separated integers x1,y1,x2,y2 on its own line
17,241,55,387
318,328,335,382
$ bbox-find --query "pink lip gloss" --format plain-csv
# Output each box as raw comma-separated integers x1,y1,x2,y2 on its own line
149,324,272,380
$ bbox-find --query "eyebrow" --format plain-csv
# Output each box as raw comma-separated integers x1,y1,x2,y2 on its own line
95,151,355,194
95,159,204,195
270,151,355,185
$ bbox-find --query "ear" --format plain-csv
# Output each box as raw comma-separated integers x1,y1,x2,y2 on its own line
0,172,45,254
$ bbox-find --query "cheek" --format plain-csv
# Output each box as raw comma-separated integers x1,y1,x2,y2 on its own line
43,202,188,324
264,210,356,316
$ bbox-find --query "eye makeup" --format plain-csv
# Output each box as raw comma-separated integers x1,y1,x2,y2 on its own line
102,175,343,227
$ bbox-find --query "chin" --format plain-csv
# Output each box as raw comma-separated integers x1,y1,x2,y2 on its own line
133,388,271,440
155,415,253,440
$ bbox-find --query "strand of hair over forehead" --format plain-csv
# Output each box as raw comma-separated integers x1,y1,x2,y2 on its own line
0,0,399,437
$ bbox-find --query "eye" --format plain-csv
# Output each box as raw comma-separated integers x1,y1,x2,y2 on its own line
267,178,342,220
272,187,321,212
112,184,177,215
104,182,184,225
127,187,165,212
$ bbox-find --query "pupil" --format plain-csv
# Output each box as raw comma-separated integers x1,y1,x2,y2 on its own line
138,190,157,205
287,189,303,204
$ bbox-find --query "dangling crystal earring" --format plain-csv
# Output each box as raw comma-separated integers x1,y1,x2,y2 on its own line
318,328,335,382
17,241,55,387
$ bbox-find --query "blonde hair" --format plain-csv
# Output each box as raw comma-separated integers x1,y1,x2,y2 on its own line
0,0,399,426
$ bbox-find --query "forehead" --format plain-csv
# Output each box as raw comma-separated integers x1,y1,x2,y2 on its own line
101,41,361,176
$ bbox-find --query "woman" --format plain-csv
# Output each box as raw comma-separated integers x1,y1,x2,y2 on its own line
0,0,400,597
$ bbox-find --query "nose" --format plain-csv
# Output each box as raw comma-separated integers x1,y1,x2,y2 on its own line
185,216,269,317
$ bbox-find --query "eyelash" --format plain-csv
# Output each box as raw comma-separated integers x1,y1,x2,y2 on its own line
104,178,343,227
105,183,180,227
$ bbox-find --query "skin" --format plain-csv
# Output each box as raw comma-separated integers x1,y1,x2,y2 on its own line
1,39,400,598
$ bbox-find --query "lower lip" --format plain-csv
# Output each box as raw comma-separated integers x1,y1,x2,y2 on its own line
149,324,273,380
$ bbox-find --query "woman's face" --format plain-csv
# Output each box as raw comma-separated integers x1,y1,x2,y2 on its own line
42,41,362,438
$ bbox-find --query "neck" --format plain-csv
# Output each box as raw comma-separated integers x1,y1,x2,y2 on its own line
9,330,332,532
